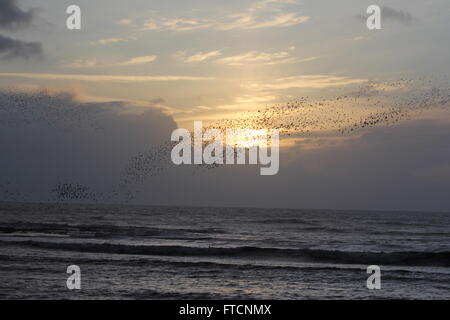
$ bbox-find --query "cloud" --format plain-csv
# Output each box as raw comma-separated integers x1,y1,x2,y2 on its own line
381,6,414,25
0,1,42,60
226,0,309,30
216,48,318,66
63,56,157,69
243,75,366,90
144,18,212,32
356,6,414,25
117,19,132,25
63,59,100,69
116,55,157,66
173,47,318,66
249,0,297,12
175,50,222,63
217,50,290,66
0,89,177,202
0,34,42,60
0,0,34,30
89,38,128,46
0,72,215,82
269,55,319,65
208,94,278,111
143,0,309,32
216,12,309,31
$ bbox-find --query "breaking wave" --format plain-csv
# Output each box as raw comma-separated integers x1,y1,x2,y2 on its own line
2,240,449,267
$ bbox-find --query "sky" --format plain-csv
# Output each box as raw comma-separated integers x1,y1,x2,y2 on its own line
1,0,450,211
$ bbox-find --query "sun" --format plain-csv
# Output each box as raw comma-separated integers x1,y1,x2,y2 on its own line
224,128,273,149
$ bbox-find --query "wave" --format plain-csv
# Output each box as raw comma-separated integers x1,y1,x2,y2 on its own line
2,240,449,267
256,218,318,225
0,222,224,239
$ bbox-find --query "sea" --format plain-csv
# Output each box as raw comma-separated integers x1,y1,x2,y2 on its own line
0,202,449,300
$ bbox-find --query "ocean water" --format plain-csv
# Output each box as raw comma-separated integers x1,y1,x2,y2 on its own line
0,202,449,300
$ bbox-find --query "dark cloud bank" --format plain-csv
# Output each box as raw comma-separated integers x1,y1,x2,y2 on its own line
0,0,42,60
0,34,41,59
0,90,177,202
0,0,34,30
1,89,450,211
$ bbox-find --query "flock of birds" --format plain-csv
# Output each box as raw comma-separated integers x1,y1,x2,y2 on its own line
0,77,449,203
0,89,104,132
206,79,449,138
50,183,98,202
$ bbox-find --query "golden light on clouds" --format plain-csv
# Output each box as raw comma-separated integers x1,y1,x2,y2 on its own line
0,73,215,82
225,129,274,148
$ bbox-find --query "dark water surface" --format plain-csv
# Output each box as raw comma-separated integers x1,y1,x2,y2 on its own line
0,202,449,299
